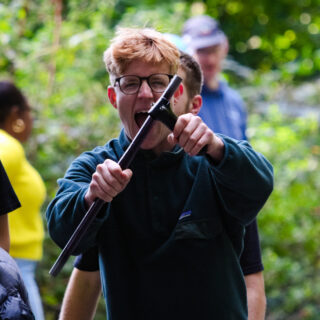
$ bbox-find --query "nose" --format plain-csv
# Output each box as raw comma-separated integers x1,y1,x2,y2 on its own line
137,79,153,98
206,52,217,65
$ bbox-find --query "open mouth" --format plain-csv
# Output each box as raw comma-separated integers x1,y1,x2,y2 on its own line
135,112,149,128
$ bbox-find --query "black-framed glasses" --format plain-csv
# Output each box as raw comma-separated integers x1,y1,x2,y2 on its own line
114,73,173,95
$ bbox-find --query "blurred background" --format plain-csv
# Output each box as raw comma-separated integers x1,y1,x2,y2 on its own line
0,0,319,319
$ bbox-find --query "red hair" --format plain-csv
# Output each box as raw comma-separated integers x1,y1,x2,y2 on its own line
104,28,180,80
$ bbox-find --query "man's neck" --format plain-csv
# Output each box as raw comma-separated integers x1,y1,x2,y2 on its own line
205,77,219,90
151,138,175,156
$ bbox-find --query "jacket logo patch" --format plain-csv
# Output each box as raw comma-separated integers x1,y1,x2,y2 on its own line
179,210,192,220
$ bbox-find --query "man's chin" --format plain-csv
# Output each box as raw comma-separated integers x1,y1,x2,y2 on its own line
140,134,171,155
127,123,170,153
140,139,159,151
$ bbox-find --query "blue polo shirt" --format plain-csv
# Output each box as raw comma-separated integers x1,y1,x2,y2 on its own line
199,82,247,140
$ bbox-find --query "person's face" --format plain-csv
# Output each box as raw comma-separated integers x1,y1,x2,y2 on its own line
175,69,192,114
108,60,182,154
193,43,227,85
20,107,33,142
174,67,202,118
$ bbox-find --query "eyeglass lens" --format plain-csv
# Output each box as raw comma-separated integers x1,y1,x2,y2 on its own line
118,74,171,94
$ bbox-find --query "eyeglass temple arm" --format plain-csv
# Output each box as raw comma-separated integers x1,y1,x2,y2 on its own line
49,75,182,277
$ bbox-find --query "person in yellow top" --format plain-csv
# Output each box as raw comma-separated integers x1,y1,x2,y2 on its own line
0,81,46,320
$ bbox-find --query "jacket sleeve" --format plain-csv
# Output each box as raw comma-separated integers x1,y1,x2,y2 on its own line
0,248,35,320
210,134,274,226
46,152,110,255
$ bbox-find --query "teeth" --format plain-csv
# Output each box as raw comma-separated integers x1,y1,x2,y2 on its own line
136,111,149,114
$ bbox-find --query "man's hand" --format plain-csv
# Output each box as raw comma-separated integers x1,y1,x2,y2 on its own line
168,113,225,163
84,159,132,207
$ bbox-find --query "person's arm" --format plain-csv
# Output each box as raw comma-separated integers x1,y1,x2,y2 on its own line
0,215,10,252
245,272,266,320
171,113,273,225
238,220,266,320
59,269,101,320
46,152,132,254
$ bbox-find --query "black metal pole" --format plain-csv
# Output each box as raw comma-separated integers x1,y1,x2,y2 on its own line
49,76,182,277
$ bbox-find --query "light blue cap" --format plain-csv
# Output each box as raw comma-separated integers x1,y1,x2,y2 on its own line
163,33,189,53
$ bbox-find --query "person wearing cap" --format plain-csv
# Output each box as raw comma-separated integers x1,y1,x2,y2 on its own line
182,15,267,320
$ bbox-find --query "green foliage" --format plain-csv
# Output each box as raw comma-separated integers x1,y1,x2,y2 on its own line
249,107,320,319
205,0,320,81
0,1,320,319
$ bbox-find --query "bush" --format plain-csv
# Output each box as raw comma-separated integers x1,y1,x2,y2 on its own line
249,106,320,319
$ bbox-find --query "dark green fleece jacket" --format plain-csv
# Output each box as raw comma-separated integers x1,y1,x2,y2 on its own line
46,130,273,320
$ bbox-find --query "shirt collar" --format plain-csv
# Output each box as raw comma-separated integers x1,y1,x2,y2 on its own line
201,81,225,95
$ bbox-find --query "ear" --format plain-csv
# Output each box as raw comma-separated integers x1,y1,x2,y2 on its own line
173,83,183,104
1,106,27,142
107,86,117,109
189,94,202,115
